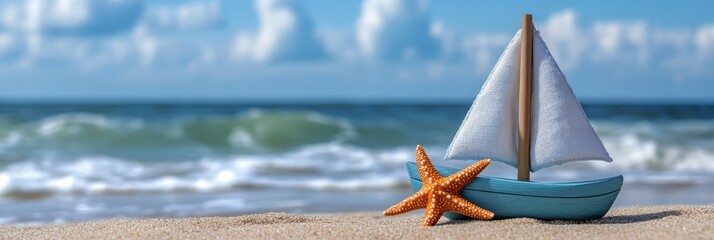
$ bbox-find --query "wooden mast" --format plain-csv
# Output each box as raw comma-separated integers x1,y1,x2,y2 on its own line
517,14,534,181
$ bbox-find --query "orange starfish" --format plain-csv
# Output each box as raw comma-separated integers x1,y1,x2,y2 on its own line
384,145,494,226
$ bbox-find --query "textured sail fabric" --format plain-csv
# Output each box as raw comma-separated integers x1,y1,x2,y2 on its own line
529,31,612,171
444,31,521,167
445,29,612,171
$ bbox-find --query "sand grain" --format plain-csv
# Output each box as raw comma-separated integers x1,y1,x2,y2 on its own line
1,205,712,239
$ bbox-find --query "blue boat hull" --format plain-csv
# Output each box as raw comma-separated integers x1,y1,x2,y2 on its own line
406,162,623,220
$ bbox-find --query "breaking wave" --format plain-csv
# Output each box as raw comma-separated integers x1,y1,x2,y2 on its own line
0,107,714,199
0,110,358,156
0,143,413,199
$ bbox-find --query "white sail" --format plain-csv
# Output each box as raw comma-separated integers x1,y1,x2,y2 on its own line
443,31,522,166
445,29,612,171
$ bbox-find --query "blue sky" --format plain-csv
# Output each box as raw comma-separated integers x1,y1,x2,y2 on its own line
0,0,713,102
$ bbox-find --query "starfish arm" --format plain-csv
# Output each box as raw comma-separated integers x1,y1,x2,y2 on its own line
446,196,494,220
383,189,428,216
421,195,445,226
415,145,442,185
384,150,495,226
443,159,490,192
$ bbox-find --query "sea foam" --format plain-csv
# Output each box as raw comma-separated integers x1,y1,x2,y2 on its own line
0,108,713,199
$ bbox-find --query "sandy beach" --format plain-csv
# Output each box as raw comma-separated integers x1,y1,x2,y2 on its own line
0,205,711,239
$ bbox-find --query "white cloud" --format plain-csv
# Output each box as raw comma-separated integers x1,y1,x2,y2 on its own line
461,33,511,73
0,0,713,85
591,21,649,64
232,0,326,63
143,0,223,31
356,0,441,60
319,29,360,61
0,0,142,35
537,10,624,68
451,9,714,79
127,25,222,69
0,0,225,70
538,9,589,70
132,26,157,66
695,25,714,56
658,24,714,77
533,9,714,73
0,0,145,68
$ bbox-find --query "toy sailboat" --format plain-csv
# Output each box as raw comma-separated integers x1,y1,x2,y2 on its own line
406,14,622,220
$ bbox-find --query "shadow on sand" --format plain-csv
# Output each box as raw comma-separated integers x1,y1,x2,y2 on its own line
541,210,681,225
439,210,681,226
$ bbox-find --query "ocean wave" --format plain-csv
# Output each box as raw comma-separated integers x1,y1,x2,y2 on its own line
594,120,714,172
0,110,364,160
0,109,713,199
0,143,413,199
1,141,714,199
0,109,459,164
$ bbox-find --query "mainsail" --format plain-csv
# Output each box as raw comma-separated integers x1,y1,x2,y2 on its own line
444,28,612,171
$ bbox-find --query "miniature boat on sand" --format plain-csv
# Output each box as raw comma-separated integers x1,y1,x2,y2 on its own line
407,163,623,220
406,14,622,220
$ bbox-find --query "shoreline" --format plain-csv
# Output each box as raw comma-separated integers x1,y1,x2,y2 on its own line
1,205,712,239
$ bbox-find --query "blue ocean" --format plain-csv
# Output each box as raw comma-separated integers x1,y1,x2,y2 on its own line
0,103,713,225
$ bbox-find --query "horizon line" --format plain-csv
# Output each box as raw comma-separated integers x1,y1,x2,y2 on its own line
1,98,714,106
